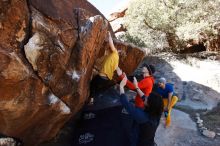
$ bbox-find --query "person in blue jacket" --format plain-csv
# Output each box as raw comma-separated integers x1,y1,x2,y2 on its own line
119,74,163,146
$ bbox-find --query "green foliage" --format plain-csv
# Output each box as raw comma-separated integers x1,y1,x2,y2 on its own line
122,0,220,50
118,32,146,47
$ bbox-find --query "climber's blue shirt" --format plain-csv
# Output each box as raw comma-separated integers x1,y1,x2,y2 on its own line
120,94,160,146
156,83,174,99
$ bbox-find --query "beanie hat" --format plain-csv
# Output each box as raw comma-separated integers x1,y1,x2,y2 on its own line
142,64,155,75
158,77,166,84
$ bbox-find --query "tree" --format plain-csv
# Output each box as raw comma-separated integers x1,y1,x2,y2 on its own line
121,0,220,52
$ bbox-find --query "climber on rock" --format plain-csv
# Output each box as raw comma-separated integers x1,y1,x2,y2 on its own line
89,31,119,105
119,75,163,146
116,64,155,109
156,77,178,128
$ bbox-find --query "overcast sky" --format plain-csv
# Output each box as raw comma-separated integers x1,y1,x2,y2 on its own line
87,0,129,17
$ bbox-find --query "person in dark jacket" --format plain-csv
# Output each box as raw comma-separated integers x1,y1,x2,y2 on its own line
119,75,163,146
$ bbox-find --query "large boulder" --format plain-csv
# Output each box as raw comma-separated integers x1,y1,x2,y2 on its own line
0,0,145,145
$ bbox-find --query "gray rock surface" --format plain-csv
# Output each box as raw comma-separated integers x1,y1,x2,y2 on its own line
202,130,216,139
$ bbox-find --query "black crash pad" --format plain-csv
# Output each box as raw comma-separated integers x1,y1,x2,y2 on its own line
73,106,134,146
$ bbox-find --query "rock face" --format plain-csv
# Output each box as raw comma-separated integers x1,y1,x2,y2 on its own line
180,28,220,53
202,130,216,139
108,4,128,36
108,8,127,22
0,0,145,145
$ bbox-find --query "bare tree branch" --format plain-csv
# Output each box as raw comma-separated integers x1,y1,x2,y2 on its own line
162,0,174,9
143,19,154,29
143,19,170,33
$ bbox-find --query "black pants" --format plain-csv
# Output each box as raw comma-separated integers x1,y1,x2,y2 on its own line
90,75,114,98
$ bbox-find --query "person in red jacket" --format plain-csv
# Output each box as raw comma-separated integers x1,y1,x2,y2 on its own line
116,64,155,108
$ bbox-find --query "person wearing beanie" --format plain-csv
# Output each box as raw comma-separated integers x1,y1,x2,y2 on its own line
116,63,155,109
158,77,166,85
156,77,178,128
